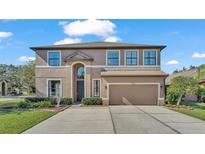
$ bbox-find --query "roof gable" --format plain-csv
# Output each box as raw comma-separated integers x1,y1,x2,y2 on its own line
64,50,93,62
165,69,198,85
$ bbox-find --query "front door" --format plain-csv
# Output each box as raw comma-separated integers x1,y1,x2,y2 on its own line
77,80,84,101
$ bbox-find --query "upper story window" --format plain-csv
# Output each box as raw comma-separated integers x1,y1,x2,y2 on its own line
107,50,120,65
48,51,60,66
144,50,157,65
125,50,138,65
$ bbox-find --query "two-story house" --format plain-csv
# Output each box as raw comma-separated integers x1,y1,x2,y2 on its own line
31,42,168,105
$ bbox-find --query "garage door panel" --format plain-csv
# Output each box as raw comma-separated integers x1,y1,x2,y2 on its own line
109,85,158,105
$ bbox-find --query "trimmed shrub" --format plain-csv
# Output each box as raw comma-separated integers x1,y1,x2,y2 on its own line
25,97,50,102
17,102,31,108
50,98,57,105
81,97,102,105
34,101,51,108
31,102,41,108
60,98,72,105
40,101,52,107
17,101,51,108
49,98,72,105
24,97,72,106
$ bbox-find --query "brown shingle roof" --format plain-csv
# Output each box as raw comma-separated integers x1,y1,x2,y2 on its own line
30,41,166,50
165,69,198,85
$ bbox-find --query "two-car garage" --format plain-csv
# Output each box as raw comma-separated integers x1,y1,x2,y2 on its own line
101,71,167,106
109,84,159,105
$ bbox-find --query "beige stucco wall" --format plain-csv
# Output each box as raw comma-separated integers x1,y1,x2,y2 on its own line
35,48,161,66
35,66,165,101
35,67,71,97
35,47,164,105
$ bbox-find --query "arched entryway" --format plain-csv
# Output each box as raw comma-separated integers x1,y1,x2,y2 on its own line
1,81,6,96
72,63,85,102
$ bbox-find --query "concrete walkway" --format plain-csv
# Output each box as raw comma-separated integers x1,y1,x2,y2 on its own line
23,105,205,134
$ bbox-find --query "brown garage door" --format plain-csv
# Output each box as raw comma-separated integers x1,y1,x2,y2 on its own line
109,85,158,105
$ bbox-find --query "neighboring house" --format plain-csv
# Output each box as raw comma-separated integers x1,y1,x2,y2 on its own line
165,68,199,101
165,68,198,86
31,42,168,105
0,77,8,96
198,79,205,87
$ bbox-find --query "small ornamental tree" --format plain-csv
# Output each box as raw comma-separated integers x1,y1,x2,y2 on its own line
196,86,205,102
167,76,198,105
166,87,180,103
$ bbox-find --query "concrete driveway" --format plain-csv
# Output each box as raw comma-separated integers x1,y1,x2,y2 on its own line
23,105,205,134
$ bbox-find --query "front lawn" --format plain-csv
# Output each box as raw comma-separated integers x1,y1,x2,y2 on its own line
0,99,24,108
174,101,205,121
0,110,57,134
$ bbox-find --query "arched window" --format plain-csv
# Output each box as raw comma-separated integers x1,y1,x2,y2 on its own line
77,66,84,79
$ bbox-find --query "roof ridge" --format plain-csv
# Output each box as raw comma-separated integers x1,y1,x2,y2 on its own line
30,41,167,50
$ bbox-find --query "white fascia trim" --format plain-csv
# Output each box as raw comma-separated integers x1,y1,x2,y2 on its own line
35,66,70,68
106,50,121,66
46,78,62,97
86,65,160,68
102,82,161,105
142,49,158,66
47,50,62,67
92,78,101,97
36,65,160,68
124,49,139,66
84,66,87,97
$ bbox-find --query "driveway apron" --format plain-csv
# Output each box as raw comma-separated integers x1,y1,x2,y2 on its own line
23,105,205,134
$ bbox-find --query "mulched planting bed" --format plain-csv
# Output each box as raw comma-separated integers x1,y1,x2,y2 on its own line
36,105,71,112
164,104,193,110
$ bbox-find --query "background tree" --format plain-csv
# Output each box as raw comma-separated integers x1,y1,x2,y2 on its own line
189,65,197,70
167,76,198,105
182,67,187,71
0,61,35,95
196,64,205,80
173,69,179,73
22,61,35,94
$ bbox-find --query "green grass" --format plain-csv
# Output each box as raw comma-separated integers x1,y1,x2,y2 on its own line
0,110,57,134
174,101,205,121
0,99,24,108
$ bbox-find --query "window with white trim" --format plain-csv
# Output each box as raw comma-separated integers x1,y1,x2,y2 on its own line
144,50,157,65
93,79,100,97
48,80,61,97
48,51,60,66
107,51,119,65
125,50,138,65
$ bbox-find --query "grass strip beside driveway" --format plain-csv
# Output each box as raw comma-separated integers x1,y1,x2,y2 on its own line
173,101,205,121
0,110,57,134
